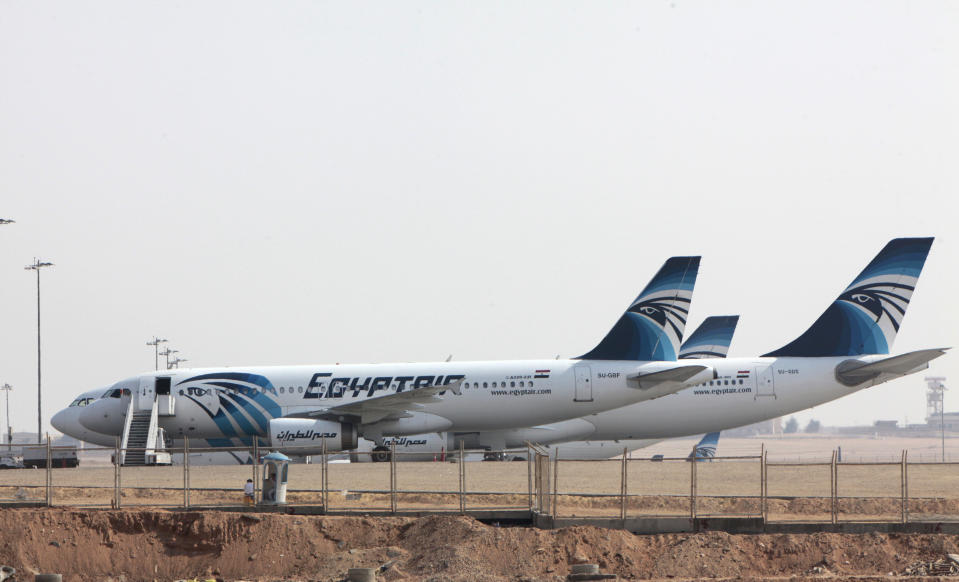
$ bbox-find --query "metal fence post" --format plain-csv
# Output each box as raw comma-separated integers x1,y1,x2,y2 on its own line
620,447,628,521
322,438,329,512
390,441,397,513
45,434,52,506
830,450,838,524
901,450,909,524
760,444,766,521
552,449,559,518
113,437,121,509
527,445,533,512
183,437,190,508
539,453,549,514
459,439,466,513
252,439,259,504
690,451,697,520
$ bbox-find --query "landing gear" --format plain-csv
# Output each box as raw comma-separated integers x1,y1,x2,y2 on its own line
371,446,391,463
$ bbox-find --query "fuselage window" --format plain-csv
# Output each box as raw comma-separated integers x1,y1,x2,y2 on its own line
529,381,534,388
511,381,515,387
483,382,488,388
298,386,304,393
724,380,728,385
280,387,285,393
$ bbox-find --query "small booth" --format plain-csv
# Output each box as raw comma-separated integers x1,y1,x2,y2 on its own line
261,451,290,505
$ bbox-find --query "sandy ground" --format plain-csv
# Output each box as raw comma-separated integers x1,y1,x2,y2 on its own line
1,509,958,581
1,437,957,580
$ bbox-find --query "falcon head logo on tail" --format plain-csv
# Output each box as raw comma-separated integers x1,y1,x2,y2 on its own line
579,256,700,361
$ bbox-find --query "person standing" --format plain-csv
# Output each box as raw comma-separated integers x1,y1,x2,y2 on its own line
244,478,255,505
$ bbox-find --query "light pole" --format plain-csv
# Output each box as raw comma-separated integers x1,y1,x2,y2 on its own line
146,337,167,370
169,357,188,369
159,347,178,370
25,258,54,444
1,383,11,445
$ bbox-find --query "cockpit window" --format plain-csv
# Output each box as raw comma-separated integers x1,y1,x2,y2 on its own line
69,397,96,407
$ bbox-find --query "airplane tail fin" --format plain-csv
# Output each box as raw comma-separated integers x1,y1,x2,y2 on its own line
679,315,740,359
578,256,701,361
763,238,934,357
688,431,720,461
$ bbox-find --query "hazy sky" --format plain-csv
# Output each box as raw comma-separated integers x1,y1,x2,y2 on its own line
1,1,956,436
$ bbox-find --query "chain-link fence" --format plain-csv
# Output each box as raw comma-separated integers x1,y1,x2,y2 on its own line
5,439,959,524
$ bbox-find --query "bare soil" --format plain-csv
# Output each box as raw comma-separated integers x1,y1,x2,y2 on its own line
1,509,959,581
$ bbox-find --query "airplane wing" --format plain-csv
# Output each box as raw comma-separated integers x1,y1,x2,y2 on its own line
626,364,711,399
292,380,463,424
836,348,949,386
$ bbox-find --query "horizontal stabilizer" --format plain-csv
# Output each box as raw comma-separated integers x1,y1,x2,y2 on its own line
835,348,949,386
626,364,711,399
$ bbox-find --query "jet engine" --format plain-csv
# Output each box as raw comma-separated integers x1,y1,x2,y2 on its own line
268,418,358,454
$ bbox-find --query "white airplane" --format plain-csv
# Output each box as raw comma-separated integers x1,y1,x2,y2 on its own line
57,238,946,464
498,237,946,445
71,257,709,457
350,315,741,462
53,317,739,464
347,238,946,459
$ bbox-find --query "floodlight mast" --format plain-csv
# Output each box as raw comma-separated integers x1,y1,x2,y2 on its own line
159,347,178,370
1,383,12,445
25,258,54,444
926,377,948,462
146,337,168,371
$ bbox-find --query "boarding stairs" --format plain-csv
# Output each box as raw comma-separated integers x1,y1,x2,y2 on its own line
119,394,172,466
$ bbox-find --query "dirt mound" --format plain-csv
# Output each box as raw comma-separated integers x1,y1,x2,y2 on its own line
1,509,958,581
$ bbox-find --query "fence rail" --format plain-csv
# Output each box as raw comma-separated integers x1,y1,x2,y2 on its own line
2,439,959,523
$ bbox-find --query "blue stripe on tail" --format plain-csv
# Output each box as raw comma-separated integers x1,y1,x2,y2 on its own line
680,315,740,359
578,256,700,361
764,237,932,357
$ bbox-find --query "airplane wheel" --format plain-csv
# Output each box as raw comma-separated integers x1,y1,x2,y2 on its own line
371,447,391,463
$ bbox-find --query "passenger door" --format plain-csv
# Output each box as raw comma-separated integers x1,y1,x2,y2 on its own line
755,365,776,399
138,376,156,410
574,366,593,402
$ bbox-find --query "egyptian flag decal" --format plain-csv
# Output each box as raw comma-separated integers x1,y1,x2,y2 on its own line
535,369,551,379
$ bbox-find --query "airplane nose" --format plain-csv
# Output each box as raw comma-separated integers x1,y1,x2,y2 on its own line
78,399,126,435
51,408,70,434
